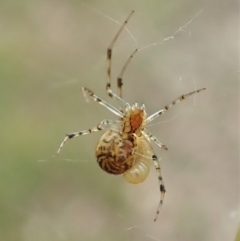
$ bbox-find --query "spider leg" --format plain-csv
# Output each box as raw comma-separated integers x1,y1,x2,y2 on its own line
152,154,166,222
145,88,206,124
56,119,121,154
142,129,168,150
82,87,123,117
117,49,138,99
106,11,134,109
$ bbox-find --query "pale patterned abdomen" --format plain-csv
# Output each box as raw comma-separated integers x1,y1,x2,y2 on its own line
96,130,136,175
96,130,153,184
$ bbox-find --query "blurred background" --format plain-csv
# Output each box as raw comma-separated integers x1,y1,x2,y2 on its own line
0,0,238,240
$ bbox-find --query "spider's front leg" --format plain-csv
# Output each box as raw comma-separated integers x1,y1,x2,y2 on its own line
152,154,166,222
106,11,134,109
145,88,206,124
56,119,121,154
82,87,123,117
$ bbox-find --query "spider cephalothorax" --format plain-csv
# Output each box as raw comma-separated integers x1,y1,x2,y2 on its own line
122,103,146,134
56,11,206,221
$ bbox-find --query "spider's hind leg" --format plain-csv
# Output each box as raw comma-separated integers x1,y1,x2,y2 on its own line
56,119,121,154
152,154,166,222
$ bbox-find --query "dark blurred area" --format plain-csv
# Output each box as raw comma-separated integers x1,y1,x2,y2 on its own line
0,0,238,240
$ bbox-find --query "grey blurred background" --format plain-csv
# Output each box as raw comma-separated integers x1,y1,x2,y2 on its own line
0,0,238,241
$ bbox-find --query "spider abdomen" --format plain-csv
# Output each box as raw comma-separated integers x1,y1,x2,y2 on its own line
96,130,153,184
96,130,136,175
123,135,152,184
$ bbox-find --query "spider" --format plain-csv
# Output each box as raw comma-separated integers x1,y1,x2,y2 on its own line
56,11,206,222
